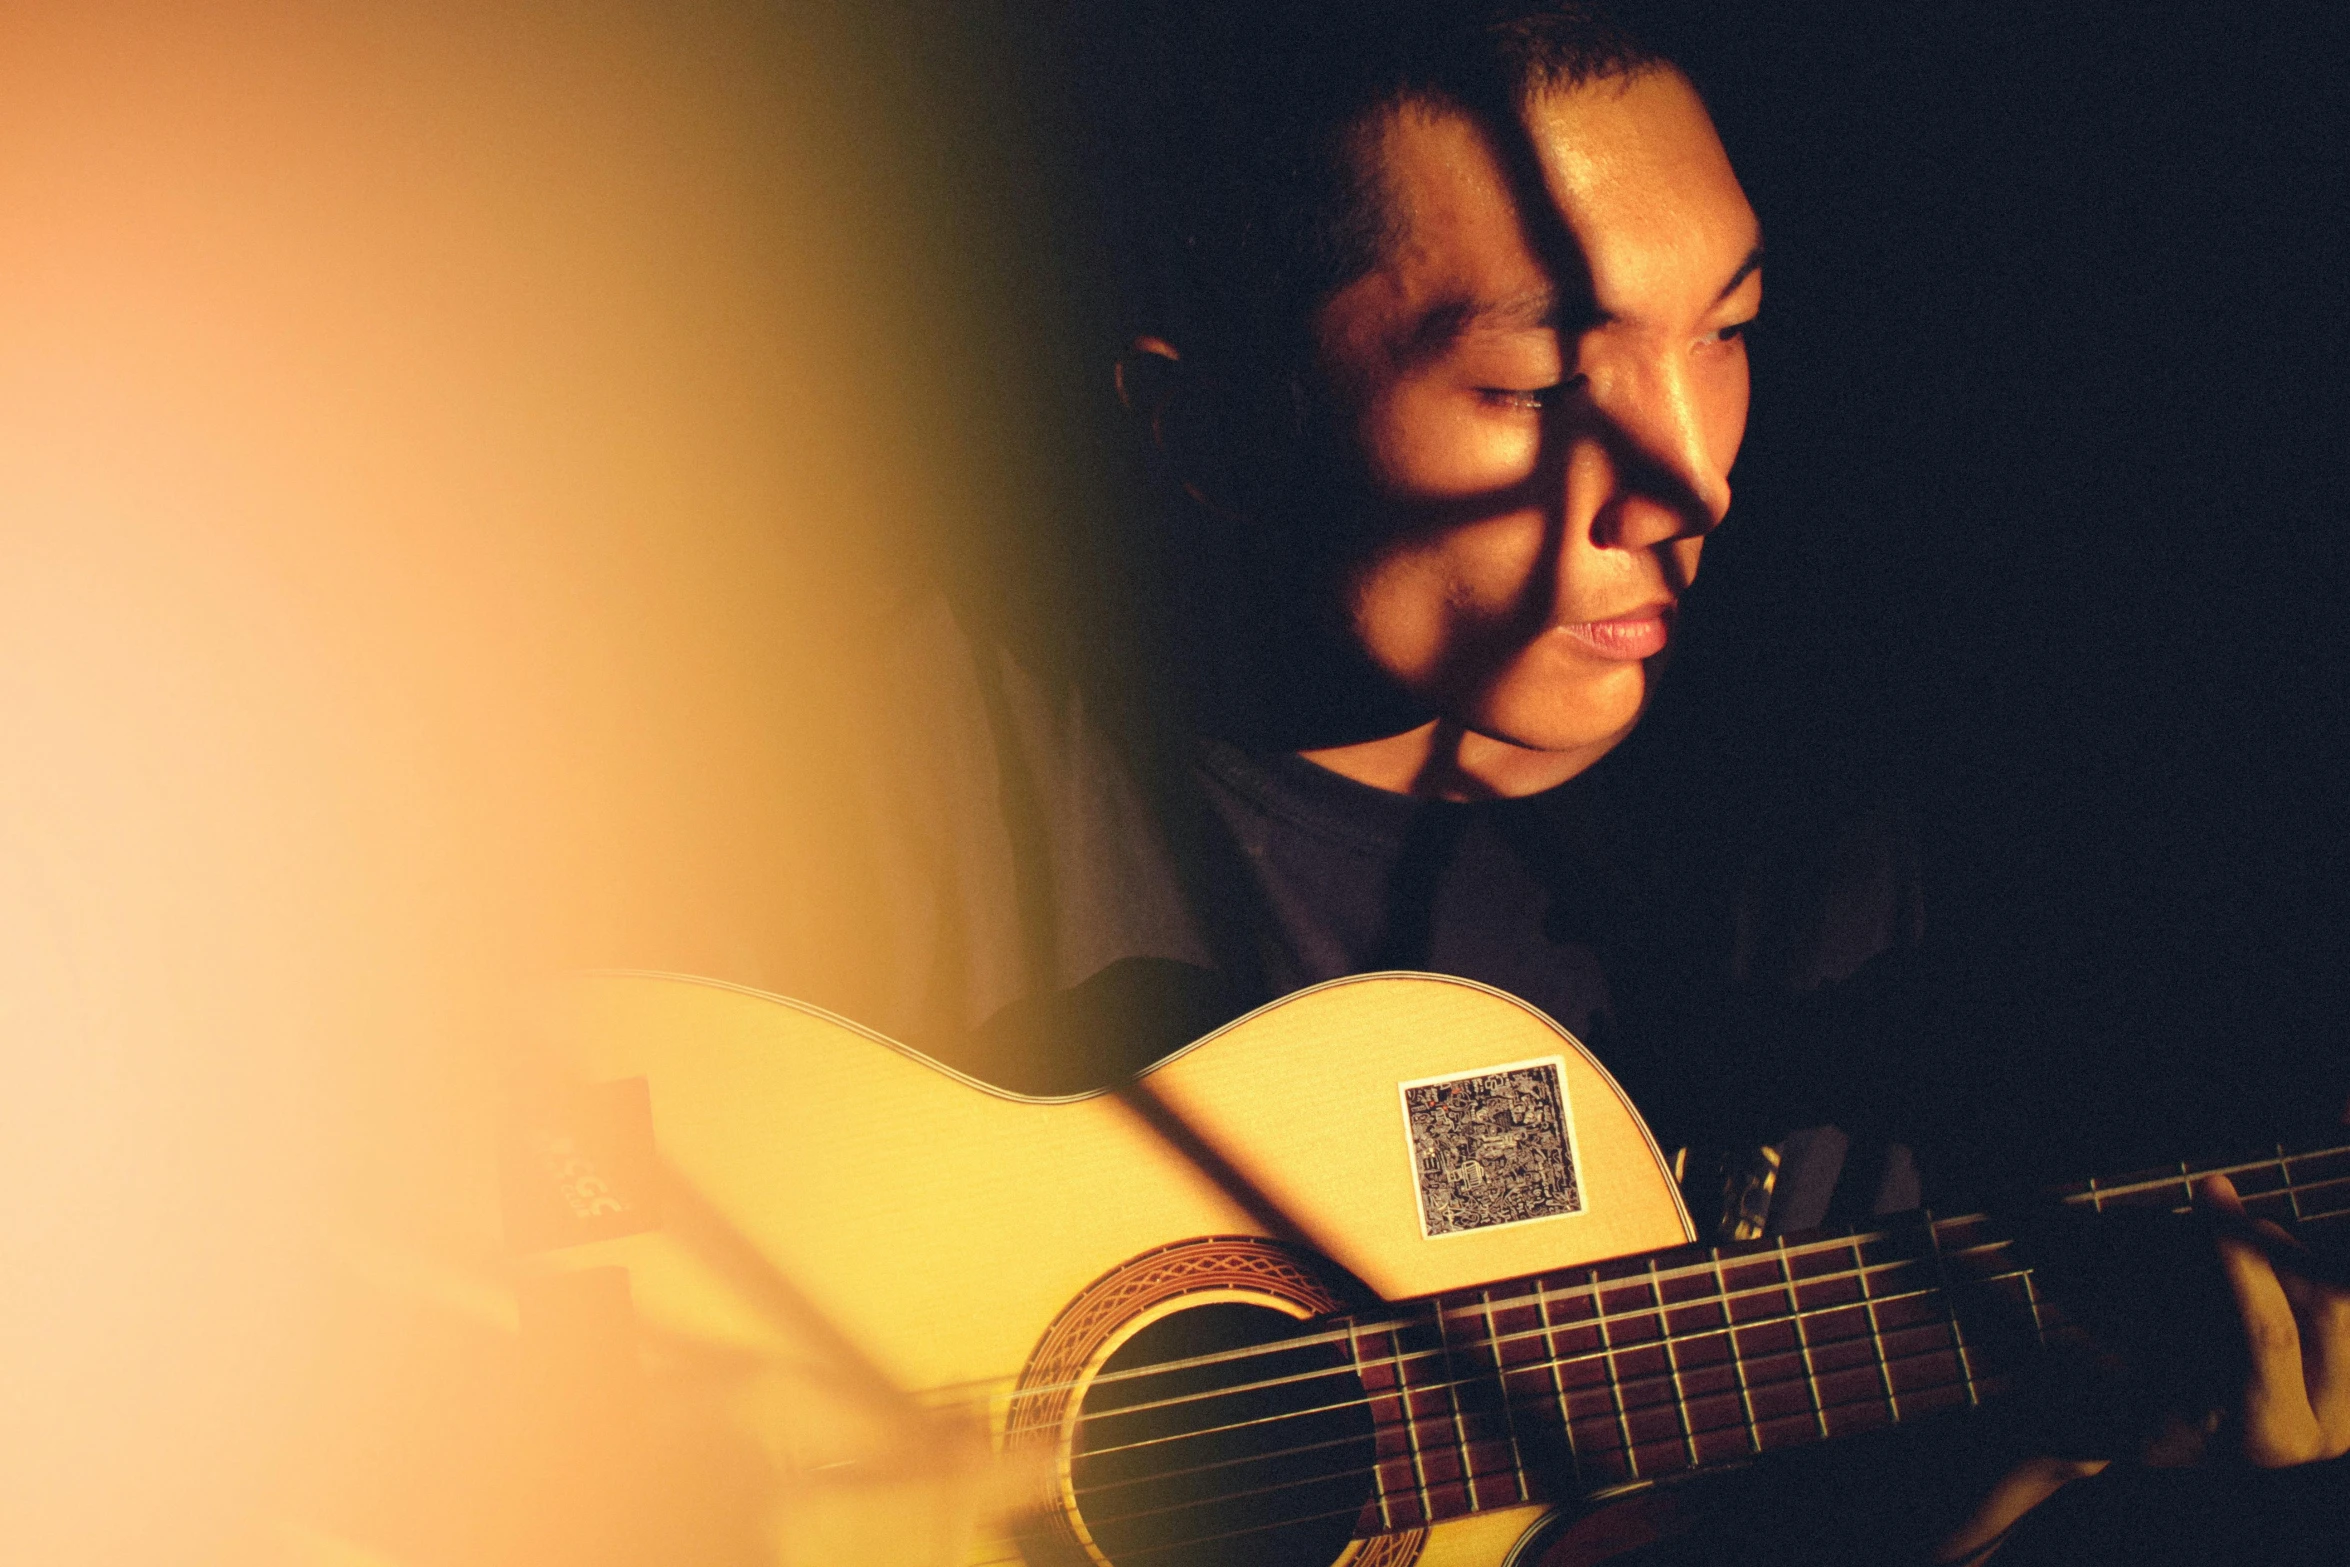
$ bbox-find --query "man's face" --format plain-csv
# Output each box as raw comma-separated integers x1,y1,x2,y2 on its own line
1311,69,1760,773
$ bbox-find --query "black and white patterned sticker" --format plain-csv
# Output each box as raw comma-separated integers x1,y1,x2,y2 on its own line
1400,1057,1581,1237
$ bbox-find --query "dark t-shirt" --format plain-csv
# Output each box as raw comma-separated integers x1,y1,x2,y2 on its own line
1189,737,1622,1042
851,596,1924,1232
827,596,2347,1564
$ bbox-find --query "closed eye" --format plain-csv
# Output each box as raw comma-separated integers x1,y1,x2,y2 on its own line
1478,374,1587,412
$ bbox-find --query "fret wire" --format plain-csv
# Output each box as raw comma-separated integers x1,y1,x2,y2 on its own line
1928,1215,1983,1409
1593,1264,1640,1478
1478,1283,1533,1506
2282,1146,2306,1224
2177,1160,2194,1211
1472,1221,1995,1326
1402,1324,1436,1526
1480,1253,1952,1377
1071,1268,2039,1465
1715,1246,1764,1458
1347,1316,1396,1535
1431,1288,1480,1512
1782,1234,1830,1441
1537,1272,1584,1491
1434,1252,1937,1357
1855,1232,1901,1426
2021,1264,2049,1348
1652,1257,1700,1471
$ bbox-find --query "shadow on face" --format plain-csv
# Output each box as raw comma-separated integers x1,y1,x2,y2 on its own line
1288,68,1762,795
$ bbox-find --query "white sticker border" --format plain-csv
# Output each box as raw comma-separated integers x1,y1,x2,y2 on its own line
1397,1053,1585,1241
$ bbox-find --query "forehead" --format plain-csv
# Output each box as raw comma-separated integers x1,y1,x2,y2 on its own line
1320,70,1757,366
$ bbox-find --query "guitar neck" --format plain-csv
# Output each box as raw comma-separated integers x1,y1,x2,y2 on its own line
1340,1141,2350,1535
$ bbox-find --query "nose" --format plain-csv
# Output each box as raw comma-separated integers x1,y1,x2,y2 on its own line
1574,344,1736,552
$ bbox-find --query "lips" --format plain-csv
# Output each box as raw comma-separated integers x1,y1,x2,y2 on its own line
1556,606,1673,660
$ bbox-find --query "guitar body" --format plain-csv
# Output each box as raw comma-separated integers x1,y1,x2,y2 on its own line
525,971,1694,1567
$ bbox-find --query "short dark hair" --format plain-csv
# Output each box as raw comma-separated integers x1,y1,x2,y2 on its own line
1078,1,1669,385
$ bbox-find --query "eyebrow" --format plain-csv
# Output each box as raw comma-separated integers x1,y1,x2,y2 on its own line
1399,289,1562,361
1713,242,1766,304
1398,239,1766,362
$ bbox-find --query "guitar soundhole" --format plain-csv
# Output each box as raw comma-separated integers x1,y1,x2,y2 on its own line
1071,1302,1375,1567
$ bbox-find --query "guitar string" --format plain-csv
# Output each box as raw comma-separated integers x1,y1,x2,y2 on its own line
1058,1232,2014,1405
1076,1256,1959,1431
1004,1174,2350,1408
1075,1359,1984,1538
2058,1147,2350,1205
1051,1168,2347,1405
1069,1249,2037,1435
1070,1315,1996,1506
1072,1266,2038,1466
1076,1176,2349,1478
1085,1497,1384,1560
957,1156,2349,1565
1048,1191,2350,1555
1034,1180,2350,1457
1069,1194,2350,1526
1076,1364,1993,1552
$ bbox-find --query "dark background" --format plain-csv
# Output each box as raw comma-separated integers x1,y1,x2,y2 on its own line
880,0,2349,1188
1652,0,2349,1182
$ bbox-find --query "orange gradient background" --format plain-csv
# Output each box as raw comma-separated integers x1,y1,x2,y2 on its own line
1,3,1085,1561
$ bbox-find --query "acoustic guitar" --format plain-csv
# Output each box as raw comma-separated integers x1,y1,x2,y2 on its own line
507,970,2350,1567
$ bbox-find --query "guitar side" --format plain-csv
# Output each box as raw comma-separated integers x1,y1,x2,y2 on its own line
527,971,1694,1567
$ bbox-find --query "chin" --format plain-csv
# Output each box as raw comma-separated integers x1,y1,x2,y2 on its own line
1464,662,1648,758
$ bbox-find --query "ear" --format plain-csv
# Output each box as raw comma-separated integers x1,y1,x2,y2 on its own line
1112,334,1255,520
1112,335,1186,446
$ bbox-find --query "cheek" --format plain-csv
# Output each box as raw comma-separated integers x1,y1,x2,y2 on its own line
1345,519,1551,686
1343,552,1456,686
1708,356,1751,474
1358,383,1540,502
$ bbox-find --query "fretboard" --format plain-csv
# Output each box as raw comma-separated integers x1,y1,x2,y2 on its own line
1340,1140,2350,1537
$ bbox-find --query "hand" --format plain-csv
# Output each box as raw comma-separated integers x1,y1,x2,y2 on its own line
2194,1172,2350,1467
1935,1171,2350,1562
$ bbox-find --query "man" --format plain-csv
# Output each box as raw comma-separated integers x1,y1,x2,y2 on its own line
845,3,2348,1558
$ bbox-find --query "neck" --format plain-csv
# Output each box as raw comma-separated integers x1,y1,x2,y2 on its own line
1299,719,1625,801
1332,1141,2350,1535
1060,1140,2350,1558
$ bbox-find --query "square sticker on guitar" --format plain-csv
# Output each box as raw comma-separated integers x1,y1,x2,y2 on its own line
1400,1057,1582,1237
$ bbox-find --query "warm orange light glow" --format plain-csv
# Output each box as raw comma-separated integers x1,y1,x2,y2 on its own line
0,4,1049,1561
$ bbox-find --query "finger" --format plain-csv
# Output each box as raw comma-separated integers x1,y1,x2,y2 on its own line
2212,1221,2327,1465
2196,1172,2310,1257
2252,1216,2300,1251
2275,1268,2350,1459
2199,1171,2247,1217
